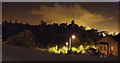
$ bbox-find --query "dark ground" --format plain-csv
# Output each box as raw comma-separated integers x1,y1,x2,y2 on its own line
2,44,119,62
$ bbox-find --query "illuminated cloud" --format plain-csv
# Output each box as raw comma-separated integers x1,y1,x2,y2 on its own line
29,3,114,26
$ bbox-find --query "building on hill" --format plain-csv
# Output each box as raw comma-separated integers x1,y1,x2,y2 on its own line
97,35,118,56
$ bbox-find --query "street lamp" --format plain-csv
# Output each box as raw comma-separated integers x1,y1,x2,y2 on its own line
69,34,76,50
72,35,76,39
66,42,68,48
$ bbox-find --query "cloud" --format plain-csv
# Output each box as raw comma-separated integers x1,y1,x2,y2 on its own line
29,3,114,26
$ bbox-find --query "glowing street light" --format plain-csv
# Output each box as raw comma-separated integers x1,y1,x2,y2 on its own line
66,42,68,48
69,34,76,50
72,35,76,39
66,42,68,45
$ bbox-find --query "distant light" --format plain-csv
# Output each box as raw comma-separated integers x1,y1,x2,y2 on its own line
108,32,113,35
66,42,68,45
102,33,106,37
66,42,68,48
115,32,119,35
98,29,101,32
72,35,76,39
85,26,91,30
100,55,103,57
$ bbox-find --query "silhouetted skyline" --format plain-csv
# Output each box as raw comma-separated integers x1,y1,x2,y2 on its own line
2,2,118,33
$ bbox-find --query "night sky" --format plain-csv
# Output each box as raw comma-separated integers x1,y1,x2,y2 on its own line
2,2,118,33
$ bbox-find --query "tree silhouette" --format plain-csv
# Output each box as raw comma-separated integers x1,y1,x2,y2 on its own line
2,20,104,47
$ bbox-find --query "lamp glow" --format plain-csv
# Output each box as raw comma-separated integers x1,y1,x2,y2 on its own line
72,35,76,39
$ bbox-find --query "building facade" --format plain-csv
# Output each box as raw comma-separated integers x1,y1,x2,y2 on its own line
98,35,118,56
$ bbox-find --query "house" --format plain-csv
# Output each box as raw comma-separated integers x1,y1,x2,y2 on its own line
97,35,118,56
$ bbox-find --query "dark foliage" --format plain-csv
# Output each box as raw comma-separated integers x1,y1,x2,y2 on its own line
2,20,103,47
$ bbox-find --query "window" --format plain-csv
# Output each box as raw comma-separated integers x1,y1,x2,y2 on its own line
110,46,113,55
104,45,106,51
111,46,113,51
100,45,102,50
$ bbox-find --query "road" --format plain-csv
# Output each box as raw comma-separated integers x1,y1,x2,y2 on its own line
2,44,118,61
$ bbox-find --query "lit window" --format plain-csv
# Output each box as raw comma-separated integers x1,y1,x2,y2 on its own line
111,46,113,51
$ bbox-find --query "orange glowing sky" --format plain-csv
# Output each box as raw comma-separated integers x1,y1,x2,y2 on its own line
2,2,119,33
